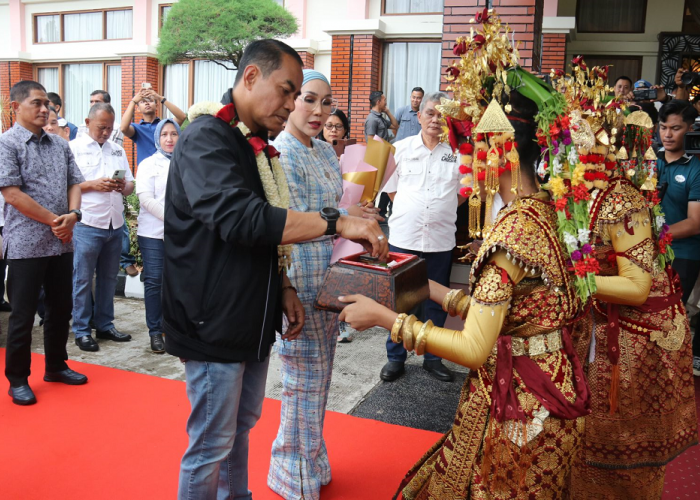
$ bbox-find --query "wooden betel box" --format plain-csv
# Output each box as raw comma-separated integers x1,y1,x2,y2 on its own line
314,252,430,313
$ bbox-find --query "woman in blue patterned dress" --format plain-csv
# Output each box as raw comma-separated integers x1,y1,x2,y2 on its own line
267,70,380,500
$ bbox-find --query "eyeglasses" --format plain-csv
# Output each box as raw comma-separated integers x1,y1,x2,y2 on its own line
297,93,338,114
324,123,345,131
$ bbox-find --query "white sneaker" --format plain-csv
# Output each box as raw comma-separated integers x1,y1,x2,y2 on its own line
693,356,700,376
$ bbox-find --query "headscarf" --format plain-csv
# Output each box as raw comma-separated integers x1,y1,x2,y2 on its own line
302,69,330,87
154,118,181,159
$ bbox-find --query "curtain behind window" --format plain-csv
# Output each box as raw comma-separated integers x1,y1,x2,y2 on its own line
194,60,237,104
36,15,60,43
37,68,59,94
577,0,646,33
164,64,190,119
106,10,133,39
382,42,441,114
64,12,103,41
63,63,103,125
385,0,443,14
107,65,122,122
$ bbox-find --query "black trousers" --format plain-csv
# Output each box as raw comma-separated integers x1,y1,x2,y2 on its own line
5,253,73,386
672,257,700,357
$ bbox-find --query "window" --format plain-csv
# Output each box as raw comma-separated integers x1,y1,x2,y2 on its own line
34,9,133,43
581,55,642,84
383,0,443,15
382,42,441,113
107,65,123,122
577,0,647,33
162,60,238,117
37,67,59,94
161,4,173,28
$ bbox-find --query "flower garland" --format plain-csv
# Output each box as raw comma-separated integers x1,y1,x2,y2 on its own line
188,101,292,272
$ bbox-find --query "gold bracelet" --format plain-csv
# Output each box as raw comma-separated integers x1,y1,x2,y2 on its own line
390,313,408,344
402,315,418,351
442,289,458,313
414,320,433,356
449,290,465,316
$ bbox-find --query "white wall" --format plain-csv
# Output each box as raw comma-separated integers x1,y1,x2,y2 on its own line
0,4,11,57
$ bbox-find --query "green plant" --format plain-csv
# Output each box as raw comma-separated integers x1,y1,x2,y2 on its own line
157,0,298,69
125,187,143,267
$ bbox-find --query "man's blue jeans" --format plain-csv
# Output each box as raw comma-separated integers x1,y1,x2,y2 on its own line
386,244,453,363
178,358,269,500
120,215,136,268
72,223,122,338
137,236,163,337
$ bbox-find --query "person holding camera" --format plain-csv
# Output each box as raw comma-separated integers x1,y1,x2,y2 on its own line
657,100,700,375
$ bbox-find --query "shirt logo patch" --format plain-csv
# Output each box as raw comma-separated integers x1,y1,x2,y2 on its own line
441,153,457,163
111,150,123,157
675,174,686,183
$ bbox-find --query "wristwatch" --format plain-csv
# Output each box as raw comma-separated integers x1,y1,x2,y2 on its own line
161,97,167,104
320,207,340,236
69,209,82,222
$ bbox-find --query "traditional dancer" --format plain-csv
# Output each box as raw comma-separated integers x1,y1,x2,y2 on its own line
340,12,591,498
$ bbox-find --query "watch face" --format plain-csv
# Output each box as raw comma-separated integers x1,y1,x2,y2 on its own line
321,207,340,219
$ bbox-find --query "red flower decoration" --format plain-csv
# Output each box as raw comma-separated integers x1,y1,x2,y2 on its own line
215,103,237,126
605,161,617,171
477,171,486,182
579,155,589,164
476,150,488,161
572,55,587,71
555,197,569,212
444,116,473,153
475,7,490,24
459,142,474,155
445,66,460,79
460,187,473,197
453,40,468,56
549,124,561,137
504,141,514,152
472,35,486,49
476,133,485,141
573,183,591,202
248,136,267,156
558,116,570,128
459,165,473,175
266,145,280,158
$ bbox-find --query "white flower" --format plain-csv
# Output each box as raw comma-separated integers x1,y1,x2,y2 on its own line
567,148,579,165
578,228,591,244
563,232,579,248
656,215,665,231
187,101,223,122
537,159,547,178
552,156,563,175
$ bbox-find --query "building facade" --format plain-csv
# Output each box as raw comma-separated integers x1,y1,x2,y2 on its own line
0,0,696,171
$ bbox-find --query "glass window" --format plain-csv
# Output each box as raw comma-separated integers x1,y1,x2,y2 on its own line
106,10,133,39
163,64,190,119
107,65,123,122
384,0,443,14
577,0,647,33
63,63,103,125
581,56,642,83
64,12,104,42
162,5,172,24
382,42,441,113
194,60,237,104
36,15,60,43
37,68,59,94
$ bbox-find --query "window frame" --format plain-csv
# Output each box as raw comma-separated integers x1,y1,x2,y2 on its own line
158,3,174,35
161,59,241,113
33,8,134,44
580,54,644,82
576,0,648,34
381,0,444,16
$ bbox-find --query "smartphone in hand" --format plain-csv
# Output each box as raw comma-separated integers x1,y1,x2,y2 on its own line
112,169,126,180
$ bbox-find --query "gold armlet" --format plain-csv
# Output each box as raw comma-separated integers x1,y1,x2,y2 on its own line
390,313,408,344
442,289,466,316
414,320,434,356
402,315,418,351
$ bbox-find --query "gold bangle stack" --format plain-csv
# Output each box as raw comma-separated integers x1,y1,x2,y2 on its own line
402,315,418,351
414,320,434,356
442,289,466,316
390,313,408,343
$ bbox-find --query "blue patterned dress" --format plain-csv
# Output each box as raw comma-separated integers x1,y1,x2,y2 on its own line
268,131,347,500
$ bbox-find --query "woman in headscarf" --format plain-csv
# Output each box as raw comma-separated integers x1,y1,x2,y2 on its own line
135,118,180,353
267,70,380,500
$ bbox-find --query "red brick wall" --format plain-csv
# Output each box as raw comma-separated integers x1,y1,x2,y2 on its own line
541,33,567,74
441,0,543,91
330,34,382,143
120,56,160,173
298,51,315,69
0,62,34,131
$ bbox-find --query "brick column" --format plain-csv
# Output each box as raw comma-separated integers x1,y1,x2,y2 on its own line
441,0,543,91
297,51,315,69
120,56,160,173
0,61,34,132
330,34,382,143
541,32,567,73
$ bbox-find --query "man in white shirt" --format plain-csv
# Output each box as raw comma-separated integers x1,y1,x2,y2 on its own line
75,91,124,146
381,91,464,383
70,103,135,352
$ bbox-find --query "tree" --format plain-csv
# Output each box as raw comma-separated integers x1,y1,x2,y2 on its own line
157,0,298,70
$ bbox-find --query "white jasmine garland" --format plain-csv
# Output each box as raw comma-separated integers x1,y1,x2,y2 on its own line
567,148,579,166
552,156,563,175
563,232,579,249
655,215,665,231
578,228,591,244
187,101,223,122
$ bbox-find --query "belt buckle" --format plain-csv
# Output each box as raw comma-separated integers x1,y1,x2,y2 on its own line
511,337,526,357
547,331,562,352
529,335,546,356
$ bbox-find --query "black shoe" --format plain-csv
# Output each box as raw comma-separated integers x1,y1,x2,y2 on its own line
96,327,132,342
423,360,454,382
151,334,165,353
0,300,11,312
380,361,405,382
8,385,36,405
44,368,88,385
75,335,99,352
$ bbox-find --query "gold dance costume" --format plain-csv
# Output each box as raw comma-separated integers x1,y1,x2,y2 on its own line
570,180,698,499
394,194,590,499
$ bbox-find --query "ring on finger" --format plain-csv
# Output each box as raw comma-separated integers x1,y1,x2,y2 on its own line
378,235,385,241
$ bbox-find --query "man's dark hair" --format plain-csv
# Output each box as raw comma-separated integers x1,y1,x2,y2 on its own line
233,39,303,86
90,90,111,103
88,102,115,119
615,76,633,87
411,87,425,95
659,99,699,125
369,91,384,108
10,81,46,103
47,91,62,108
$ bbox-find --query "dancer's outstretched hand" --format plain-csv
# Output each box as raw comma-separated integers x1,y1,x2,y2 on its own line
338,294,396,331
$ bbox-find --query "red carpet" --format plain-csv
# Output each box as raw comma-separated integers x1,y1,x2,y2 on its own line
1,351,698,499
0,351,440,500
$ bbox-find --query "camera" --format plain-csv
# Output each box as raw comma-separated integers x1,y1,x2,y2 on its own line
681,72,700,87
684,131,700,154
633,88,657,101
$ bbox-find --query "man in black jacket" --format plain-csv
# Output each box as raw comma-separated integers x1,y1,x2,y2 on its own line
164,39,387,499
